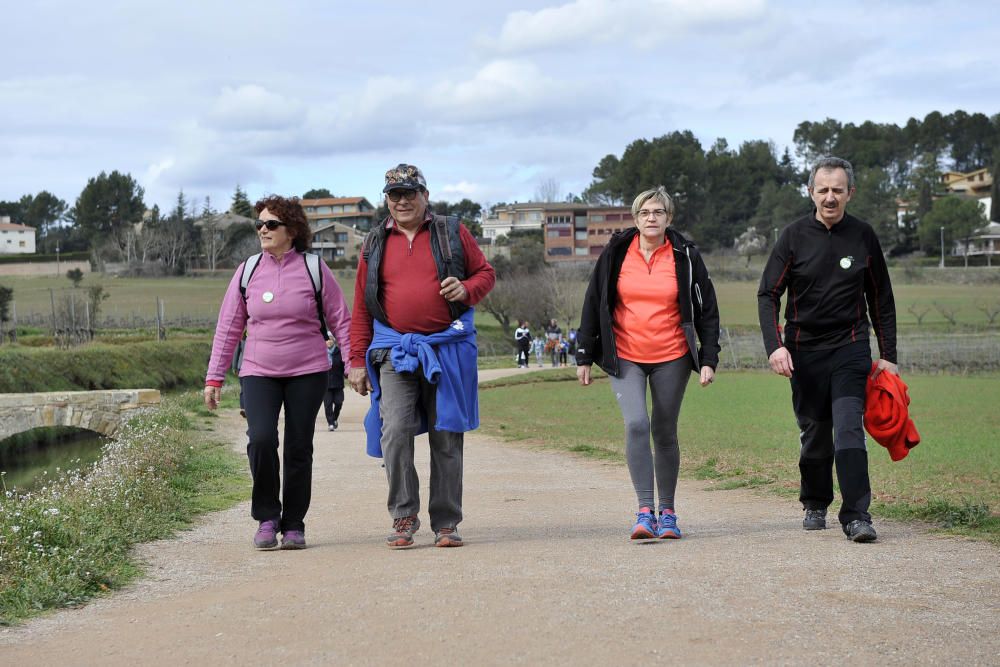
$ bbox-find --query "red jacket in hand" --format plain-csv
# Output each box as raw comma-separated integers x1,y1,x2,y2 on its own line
864,363,920,461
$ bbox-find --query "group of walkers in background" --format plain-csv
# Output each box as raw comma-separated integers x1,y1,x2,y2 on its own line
513,318,576,368
203,155,899,552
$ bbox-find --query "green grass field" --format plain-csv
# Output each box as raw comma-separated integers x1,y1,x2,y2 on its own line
4,269,997,332
479,369,1000,542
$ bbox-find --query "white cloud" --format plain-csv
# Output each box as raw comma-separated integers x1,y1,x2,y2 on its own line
437,180,482,200
204,85,306,132
428,59,614,127
493,0,767,52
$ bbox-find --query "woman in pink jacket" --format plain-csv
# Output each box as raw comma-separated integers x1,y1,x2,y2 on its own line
204,195,351,550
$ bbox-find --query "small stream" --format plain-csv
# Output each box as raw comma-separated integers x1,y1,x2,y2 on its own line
0,427,108,492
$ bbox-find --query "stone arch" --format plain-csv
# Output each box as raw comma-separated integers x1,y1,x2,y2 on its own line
0,390,161,442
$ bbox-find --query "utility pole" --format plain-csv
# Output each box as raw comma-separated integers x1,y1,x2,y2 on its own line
939,226,945,268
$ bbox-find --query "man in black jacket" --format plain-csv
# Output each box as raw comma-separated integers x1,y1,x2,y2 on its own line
757,156,898,543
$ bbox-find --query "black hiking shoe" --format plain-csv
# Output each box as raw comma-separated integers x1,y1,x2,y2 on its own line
803,508,827,530
843,520,877,543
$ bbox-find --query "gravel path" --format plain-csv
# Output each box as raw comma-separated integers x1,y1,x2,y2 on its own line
2,368,998,666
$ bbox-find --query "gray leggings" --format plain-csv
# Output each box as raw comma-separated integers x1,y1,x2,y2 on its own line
609,356,692,512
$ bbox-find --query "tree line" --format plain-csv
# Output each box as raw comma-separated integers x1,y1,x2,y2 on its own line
0,177,483,275
582,109,1000,257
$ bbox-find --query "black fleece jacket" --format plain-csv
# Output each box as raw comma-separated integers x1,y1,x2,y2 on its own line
757,211,897,362
576,227,721,377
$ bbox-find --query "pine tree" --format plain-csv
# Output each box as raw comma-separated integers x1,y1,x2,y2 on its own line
231,185,254,217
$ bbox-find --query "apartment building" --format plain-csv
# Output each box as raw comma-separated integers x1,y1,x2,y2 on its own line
301,197,376,232
312,221,365,263
941,168,993,197
483,202,634,262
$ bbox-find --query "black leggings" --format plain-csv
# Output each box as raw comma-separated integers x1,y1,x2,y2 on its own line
242,372,327,532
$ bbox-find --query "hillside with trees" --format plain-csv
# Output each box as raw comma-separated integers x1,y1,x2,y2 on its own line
583,110,999,255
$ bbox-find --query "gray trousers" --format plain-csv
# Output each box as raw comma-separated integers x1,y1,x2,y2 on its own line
377,357,464,531
609,356,692,512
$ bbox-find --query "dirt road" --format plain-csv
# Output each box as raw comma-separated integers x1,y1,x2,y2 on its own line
2,369,998,665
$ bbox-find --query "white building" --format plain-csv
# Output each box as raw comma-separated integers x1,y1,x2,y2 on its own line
0,217,36,254
953,220,1000,260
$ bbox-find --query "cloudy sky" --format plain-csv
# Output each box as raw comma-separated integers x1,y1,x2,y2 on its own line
2,0,997,216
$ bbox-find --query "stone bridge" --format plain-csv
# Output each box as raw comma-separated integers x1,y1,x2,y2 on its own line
0,389,161,441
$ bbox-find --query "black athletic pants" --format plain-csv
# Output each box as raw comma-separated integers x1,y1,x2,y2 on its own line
789,340,872,526
242,372,327,532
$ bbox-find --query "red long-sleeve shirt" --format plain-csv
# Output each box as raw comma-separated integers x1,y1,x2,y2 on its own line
349,216,495,367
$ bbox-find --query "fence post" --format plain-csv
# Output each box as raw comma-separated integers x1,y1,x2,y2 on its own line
10,300,16,343
50,288,57,337
157,297,166,341
723,327,738,369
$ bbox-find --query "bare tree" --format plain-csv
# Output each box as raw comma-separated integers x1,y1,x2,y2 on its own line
976,301,1000,326
534,178,561,203
480,273,539,339
480,267,576,343
734,227,767,267
907,303,930,326
133,225,159,264
933,301,959,326
545,264,590,330
201,197,225,272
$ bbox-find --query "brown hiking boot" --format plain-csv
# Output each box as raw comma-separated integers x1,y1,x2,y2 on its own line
387,515,420,549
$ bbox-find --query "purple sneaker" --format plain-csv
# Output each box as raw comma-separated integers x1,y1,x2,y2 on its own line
281,530,306,550
253,519,279,549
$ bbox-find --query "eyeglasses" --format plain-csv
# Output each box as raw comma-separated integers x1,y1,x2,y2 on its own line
637,209,669,219
254,220,286,231
386,189,421,203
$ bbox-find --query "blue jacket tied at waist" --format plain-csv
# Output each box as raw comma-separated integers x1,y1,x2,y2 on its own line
364,308,479,457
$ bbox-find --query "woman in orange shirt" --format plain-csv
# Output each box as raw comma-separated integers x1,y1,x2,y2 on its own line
576,186,720,540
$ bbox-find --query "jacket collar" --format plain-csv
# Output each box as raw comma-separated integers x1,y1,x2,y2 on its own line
608,226,693,251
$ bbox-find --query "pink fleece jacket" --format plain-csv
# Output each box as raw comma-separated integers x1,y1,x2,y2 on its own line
205,250,352,385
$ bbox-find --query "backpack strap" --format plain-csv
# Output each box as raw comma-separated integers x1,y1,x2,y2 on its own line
239,253,263,301
240,251,329,341
303,252,330,341
433,216,454,263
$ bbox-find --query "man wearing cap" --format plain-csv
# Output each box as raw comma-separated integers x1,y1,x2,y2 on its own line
757,156,898,543
349,164,495,549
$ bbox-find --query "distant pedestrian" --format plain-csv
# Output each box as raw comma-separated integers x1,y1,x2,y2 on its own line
324,336,345,431
514,319,532,368
545,318,562,367
205,195,352,551
757,156,898,543
532,336,544,367
577,186,720,541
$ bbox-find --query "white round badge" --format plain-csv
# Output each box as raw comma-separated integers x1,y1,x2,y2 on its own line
839,257,852,269
262,291,274,303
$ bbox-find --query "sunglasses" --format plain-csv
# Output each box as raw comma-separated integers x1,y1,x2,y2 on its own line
386,189,421,203
254,220,286,231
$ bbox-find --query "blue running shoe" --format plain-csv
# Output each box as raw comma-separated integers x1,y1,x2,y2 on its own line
631,507,657,539
657,509,682,539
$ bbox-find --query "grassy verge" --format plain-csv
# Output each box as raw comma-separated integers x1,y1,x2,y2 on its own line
0,340,212,392
479,369,1000,544
0,387,248,625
